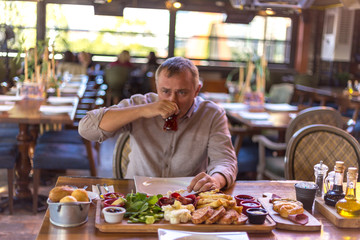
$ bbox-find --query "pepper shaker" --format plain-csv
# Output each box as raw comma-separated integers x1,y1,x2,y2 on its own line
314,160,329,197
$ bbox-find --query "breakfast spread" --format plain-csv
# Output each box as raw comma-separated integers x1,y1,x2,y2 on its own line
95,189,262,226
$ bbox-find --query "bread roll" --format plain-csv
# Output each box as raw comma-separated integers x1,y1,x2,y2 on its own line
60,195,77,203
49,186,74,202
71,189,89,202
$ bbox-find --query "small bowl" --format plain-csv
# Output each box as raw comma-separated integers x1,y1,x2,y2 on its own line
103,198,125,208
240,200,262,215
103,192,125,200
235,194,256,206
246,208,268,224
102,207,126,223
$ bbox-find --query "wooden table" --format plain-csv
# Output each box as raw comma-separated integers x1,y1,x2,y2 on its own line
36,176,360,240
0,75,88,201
220,103,298,153
294,84,360,121
0,98,79,199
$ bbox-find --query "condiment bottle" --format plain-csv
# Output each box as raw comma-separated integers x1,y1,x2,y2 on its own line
314,161,328,197
324,161,345,207
347,80,353,94
335,167,360,217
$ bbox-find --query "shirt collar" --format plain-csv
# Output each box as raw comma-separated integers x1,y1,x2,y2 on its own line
183,96,199,119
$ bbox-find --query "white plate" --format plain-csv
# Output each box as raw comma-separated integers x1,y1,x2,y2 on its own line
134,176,194,196
158,229,249,240
39,105,74,115
47,97,77,105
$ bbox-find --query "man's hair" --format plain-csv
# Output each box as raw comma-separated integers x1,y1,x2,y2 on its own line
155,57,199,89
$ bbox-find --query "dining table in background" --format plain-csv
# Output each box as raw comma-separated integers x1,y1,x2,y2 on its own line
294,84,360,121
0,75,87,204
36,176,360,240
200,92,299,138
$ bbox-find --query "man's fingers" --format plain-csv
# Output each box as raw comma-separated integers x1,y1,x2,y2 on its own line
187,172,206,192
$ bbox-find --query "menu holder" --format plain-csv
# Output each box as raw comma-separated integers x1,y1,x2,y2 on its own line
94,200,276,233
314,197,360,228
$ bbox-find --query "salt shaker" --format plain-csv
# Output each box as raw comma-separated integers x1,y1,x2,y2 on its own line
314,161,329,197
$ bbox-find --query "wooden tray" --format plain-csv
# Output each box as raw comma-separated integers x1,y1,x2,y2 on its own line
315,197,360,228
258,197,321,231
95,200,276,233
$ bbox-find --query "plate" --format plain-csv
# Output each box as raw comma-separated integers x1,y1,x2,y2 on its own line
134,176,194,195
39,105,74,115
158,229,249,240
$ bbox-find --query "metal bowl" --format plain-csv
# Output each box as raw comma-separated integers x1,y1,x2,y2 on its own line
47,198,90,227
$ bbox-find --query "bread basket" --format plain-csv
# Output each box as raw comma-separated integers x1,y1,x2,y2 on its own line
47,199,90,227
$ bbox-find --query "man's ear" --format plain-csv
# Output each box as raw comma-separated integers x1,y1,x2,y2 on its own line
195,83,202,96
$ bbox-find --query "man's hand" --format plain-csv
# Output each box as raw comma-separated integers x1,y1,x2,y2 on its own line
142,100,179,119
187,172,226,193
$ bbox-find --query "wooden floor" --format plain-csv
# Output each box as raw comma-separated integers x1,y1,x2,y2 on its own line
0,137,116,240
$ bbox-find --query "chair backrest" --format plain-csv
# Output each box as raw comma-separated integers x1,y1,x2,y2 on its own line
105,66,130,98
285,106,345,143
112,131,131,179
268,83,294,104
285,124,360,180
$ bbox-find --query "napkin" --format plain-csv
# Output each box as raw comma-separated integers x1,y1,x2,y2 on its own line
39,105,74,114
158,229,249,240
238,112,270,120
219,103,248,111
0,104,14,112
264,103,298,112
47,96,77,105
92,185,115,196
0,95,23,102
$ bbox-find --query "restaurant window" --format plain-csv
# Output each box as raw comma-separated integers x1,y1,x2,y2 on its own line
46,4,169,60
0,1,37,50
175,11,292,65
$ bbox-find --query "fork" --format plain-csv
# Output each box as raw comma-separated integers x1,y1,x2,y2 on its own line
96,184,104,199
103,183,109,193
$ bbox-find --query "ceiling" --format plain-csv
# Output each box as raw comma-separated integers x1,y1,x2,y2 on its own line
45,0,350,13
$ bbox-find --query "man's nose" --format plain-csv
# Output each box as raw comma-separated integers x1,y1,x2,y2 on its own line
169,93,177,102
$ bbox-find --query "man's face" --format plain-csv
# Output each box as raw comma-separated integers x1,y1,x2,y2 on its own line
157,69,200,118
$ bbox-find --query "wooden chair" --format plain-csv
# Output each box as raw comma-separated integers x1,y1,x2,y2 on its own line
267,83,294,104
112,131,131,179
252,106,351,180
0,123,18,214
0,143,17,214
285,124,360,180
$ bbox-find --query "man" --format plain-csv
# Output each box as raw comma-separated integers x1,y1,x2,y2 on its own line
79,57,237,192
